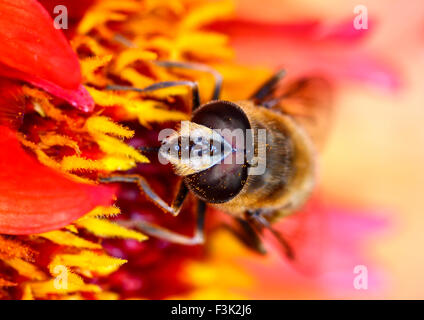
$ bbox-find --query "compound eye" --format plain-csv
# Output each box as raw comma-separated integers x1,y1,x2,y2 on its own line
184,154,248,203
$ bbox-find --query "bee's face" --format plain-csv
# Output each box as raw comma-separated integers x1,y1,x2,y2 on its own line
160,101,252,203
159,121,234,176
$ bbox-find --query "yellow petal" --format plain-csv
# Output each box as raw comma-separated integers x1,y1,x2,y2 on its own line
38,231,102,250
99,156,139,171
29,270,101,297
78,11,127,34
94,291,120,300
86,87,188,125
50,251,127,276
39,133,81,155
83,205,121,219
81,55,113,74
18,136,63,171
180,0,235,30
95,134,148,163
61,156,106,172
81,55,113,84
119,67,155,87
64,225,79,233
71,35,108,56
176,31,233,60
85,116,134,138
61,155,140,172
76,218,148,242
115,49,157,72
21,284,34,300
3,258,47,281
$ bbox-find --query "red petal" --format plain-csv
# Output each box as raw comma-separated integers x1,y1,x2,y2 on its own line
0,125,115,234
0,0,94,111
0,78,24,128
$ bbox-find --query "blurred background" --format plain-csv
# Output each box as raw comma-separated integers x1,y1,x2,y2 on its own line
319,0,424,299
218,0,424,299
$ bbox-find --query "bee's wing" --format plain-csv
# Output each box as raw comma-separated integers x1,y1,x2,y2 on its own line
269,77,333,150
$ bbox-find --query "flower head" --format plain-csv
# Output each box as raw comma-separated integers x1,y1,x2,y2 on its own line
0,0,396,300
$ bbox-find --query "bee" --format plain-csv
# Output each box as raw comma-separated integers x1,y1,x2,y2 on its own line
101,61,331,259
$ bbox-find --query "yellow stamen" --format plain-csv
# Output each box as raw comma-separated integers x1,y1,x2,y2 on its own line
49,251,127,276
76,218,148,242
38,231,102,250
3,258,47,281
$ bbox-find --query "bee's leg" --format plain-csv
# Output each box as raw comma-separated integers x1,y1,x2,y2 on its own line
250,69,287,104
153,61,223,102
247,210,295,260
110,35,221,102
121,200,206,245
172,179,190,216
106,80,201,111
99,175,189,217
232,218,267,254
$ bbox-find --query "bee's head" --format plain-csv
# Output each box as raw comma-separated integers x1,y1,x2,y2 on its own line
159,121,234,176
159,100,252,203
